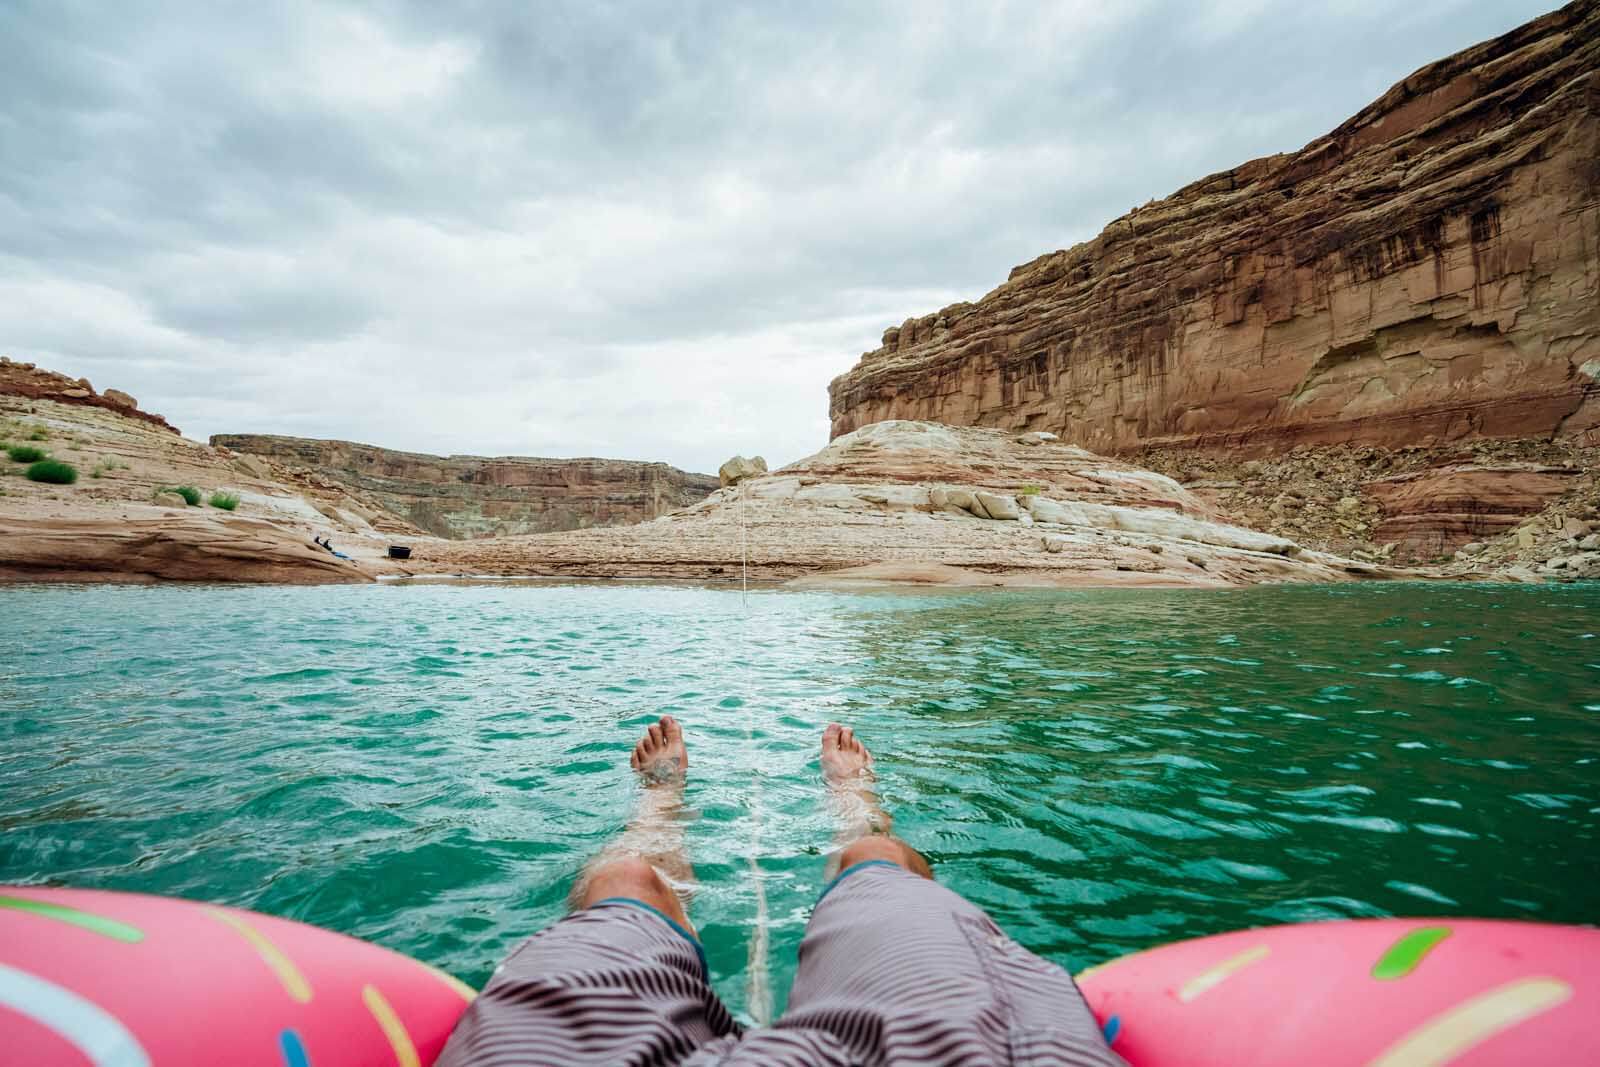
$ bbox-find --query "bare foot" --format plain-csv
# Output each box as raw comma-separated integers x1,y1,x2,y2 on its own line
822,722,890,842
630,714,687,785
573,715,695,915
821,722,873,782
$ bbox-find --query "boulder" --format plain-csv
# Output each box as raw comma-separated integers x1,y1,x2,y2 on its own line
103,388,138,409
973,491,1021,520
1580,534,1600,552
232,454,274,480
942,487,978,513
1017,431,1058,446
1026,496,1097,525
719,455,768,487
153,491,188,508
1568,553,1600,578
1041,534,1069,554
1459,541,1488,556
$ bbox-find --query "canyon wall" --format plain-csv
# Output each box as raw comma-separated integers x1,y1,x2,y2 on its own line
829,1,1600,455
210,434,719,539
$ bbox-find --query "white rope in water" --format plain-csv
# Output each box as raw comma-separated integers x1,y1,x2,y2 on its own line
738,481,773,1025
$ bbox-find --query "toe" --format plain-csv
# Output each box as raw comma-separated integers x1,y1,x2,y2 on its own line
647,722,663,751
840,726,856,752
822,722,842,751
661,715,681,744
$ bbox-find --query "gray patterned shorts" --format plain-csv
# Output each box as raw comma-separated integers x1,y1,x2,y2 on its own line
437,860,1126,1066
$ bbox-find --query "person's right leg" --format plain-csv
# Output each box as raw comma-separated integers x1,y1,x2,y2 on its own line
439,716,739,1066
716,724,1127,1066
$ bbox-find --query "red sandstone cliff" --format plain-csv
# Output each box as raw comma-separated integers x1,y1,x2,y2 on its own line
829,2,1600,454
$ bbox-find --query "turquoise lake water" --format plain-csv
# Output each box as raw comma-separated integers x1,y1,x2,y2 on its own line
2,581,1597,1021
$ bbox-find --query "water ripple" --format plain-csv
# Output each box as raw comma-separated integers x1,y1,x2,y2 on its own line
1,580,1597,1020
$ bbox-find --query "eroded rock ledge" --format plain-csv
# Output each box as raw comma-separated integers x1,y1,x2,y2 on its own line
0,357,178,434
421,421,1395,587
829,2,1600,454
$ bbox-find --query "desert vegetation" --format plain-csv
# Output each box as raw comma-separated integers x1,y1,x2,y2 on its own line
26,459,78,484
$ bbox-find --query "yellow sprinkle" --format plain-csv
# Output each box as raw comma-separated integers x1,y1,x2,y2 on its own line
364,983,421,1067
204,907,312,1004
1367,977,1571,1067
1176,944,1269,1002
421,962,478,1003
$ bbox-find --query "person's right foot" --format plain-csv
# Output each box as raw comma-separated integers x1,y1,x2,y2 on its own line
821,722,873,783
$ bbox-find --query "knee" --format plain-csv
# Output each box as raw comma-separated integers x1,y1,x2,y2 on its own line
586,856,670,903
579,857,691,928
837,835,933,879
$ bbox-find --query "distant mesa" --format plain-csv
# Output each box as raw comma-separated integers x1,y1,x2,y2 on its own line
210,433,719,540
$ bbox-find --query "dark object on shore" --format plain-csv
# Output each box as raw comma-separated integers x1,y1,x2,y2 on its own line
388,545,412,560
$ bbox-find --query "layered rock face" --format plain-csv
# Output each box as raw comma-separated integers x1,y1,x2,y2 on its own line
829,2,1600,454
211,434,719,539
1365,464,1581,558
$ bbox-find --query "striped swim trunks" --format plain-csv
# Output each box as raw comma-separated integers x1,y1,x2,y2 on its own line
437,860,1126,1066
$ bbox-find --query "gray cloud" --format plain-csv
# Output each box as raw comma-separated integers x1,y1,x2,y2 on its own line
0,0,1558,472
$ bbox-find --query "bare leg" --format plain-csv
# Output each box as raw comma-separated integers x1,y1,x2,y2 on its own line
821,722,933,880
571,715,697,933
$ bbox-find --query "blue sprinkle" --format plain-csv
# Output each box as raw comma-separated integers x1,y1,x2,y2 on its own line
1102,1014,1121,1044
280,1029,311,1067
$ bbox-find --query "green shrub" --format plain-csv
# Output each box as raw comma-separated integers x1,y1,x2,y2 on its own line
1017,484,1043,496
170,485,201,506
26,459,77,484
208,491,240,511
27,427,49,441
6,444,46,463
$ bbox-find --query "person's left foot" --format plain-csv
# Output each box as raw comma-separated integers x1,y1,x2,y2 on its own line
630,714,687,785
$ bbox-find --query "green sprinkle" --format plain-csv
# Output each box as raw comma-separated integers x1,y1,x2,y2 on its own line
0,895,145,943
1372,925,1451,980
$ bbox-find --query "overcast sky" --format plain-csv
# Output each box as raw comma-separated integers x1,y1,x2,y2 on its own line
0,1,1556,473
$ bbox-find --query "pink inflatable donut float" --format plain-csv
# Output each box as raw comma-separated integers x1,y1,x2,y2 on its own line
5,886,1596,1066
0,886,474,1066
1078,917,1600,1066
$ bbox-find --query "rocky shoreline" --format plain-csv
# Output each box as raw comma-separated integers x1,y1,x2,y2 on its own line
1,374,1407,587
4,361,1597,588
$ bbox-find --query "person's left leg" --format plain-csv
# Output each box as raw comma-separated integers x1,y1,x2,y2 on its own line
436,716,740,1067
